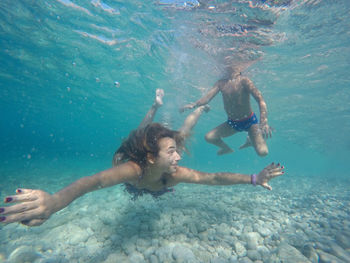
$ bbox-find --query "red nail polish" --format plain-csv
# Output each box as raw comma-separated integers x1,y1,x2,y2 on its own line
0,216,5,222
16,189,22,193
5,197,12,203
0,208,4,213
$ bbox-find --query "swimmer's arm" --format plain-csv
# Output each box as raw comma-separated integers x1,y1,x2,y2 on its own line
194,81,221,106
180,81,221,112
174,163,284,190
1,162,139,226
175,167,251,185
53,163,139,209
244,78,268,125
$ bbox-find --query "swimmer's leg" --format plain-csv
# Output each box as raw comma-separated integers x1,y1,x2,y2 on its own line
138,89,164,130
248,124,268,157
239,136,252,150
205,122,236,155
178,105,210,141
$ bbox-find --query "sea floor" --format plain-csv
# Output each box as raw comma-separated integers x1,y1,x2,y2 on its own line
0,167,349,263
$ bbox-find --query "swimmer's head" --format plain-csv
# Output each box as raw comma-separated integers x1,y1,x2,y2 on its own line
225,66,241,79
225,60,256,78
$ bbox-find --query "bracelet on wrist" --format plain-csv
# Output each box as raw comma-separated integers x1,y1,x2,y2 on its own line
251,174,257,186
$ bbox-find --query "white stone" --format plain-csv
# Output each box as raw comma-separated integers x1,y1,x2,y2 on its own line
172,244,196,262
243,232,262,250
8,246,41,263
234,241,246,257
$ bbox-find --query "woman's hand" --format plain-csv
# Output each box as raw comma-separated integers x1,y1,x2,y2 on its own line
0,189,56,226
256,163,284,190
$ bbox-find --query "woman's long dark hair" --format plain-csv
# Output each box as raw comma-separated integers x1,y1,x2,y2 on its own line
112,123,183,167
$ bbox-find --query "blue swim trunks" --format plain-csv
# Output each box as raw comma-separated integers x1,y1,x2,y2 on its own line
227,112,258,132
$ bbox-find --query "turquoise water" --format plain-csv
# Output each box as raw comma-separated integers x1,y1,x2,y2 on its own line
1,0,350,262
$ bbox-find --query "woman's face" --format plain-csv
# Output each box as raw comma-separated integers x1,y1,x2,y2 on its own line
155,137,181,174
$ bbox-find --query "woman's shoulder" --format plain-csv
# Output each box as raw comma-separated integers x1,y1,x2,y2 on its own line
113,161,143,181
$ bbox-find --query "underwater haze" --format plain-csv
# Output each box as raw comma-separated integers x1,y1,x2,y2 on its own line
1,0,350,262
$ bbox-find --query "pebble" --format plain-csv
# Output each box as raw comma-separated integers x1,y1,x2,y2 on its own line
129,251,145,263
246,249,261,261
243,232,261,250
317,250,345,263
254,224,272,237
103,252,129,263
234,241,247,257
172,245,196,262
335,233,350,249
7,246,41,263
277,243,312,263
210,257,227,263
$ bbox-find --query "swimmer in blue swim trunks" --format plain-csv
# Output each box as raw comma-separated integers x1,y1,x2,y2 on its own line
180,64,273,156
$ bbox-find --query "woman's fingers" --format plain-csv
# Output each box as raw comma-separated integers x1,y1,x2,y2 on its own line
262,182,272,191
260,163,284,183
266,162,283,170
0,207,44,224
4,193,38,203
1,189,43,224
0,202,38,216
15,189,33,195
4,189,41,204
264,162,277,170
267,166,284,178
256,163,285,190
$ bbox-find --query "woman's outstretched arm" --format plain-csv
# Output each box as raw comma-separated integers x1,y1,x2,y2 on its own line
0,162,140,226
174,163,284,191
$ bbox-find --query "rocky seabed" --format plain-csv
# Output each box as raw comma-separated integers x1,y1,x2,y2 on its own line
1,179,349,263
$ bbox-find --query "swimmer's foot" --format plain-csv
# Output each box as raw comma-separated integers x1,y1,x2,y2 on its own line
155,89,164,107
239,137,252,150
217,147,234,156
